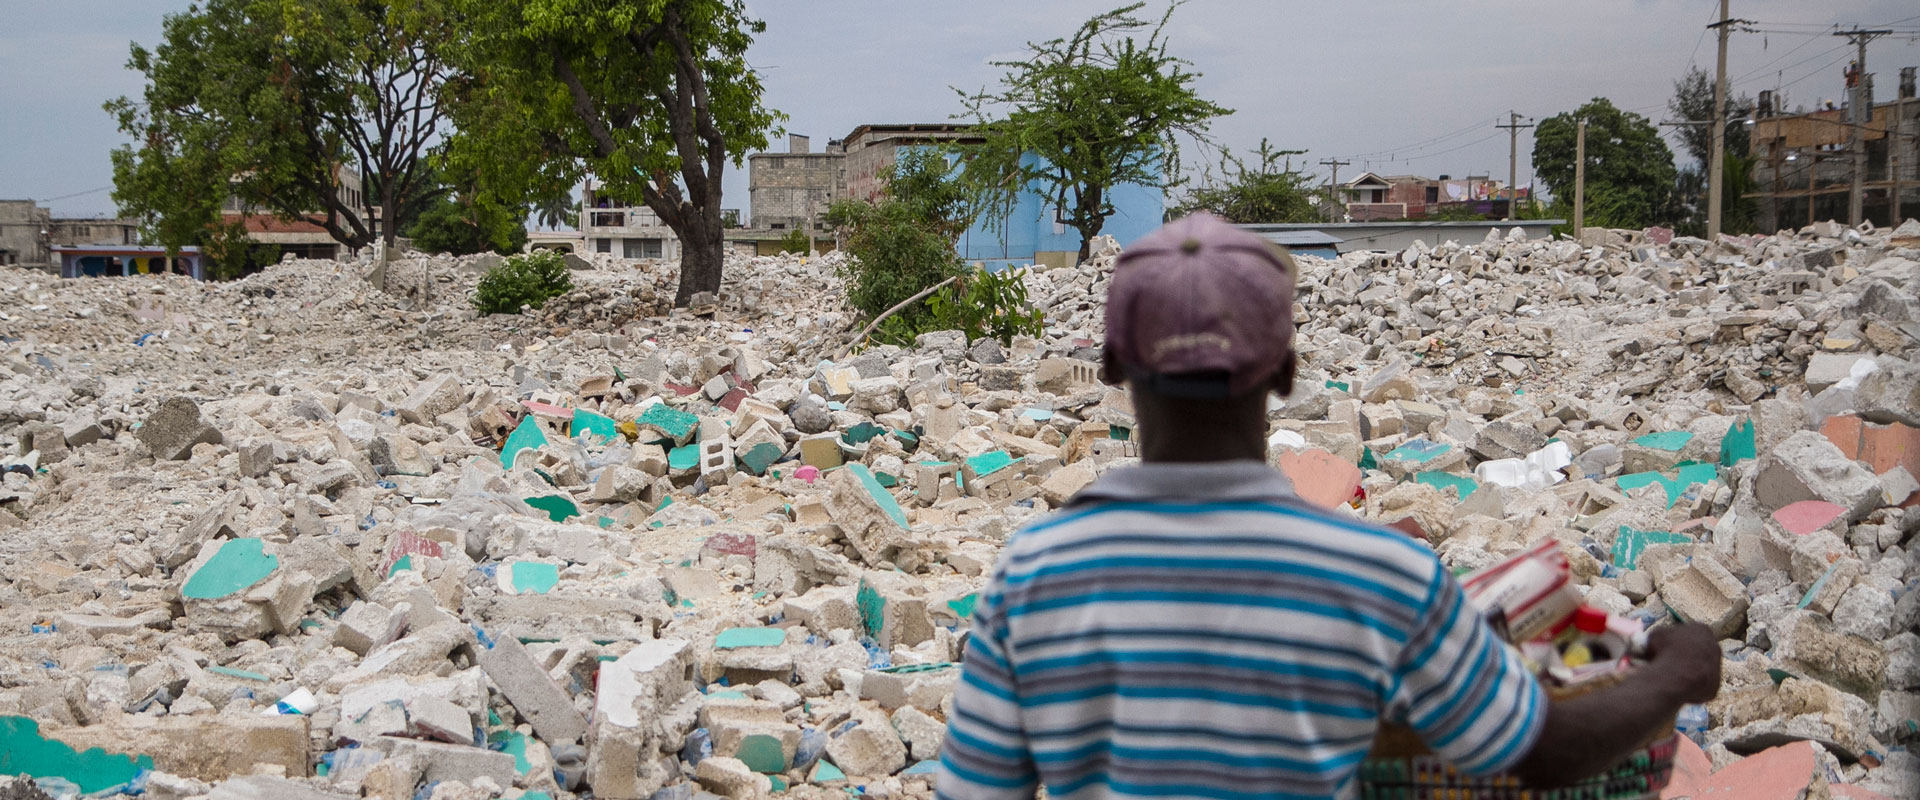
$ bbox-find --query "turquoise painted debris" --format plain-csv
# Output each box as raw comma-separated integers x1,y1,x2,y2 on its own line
1633,431,1694,452
524,495,578,522
668,444,700,472
847,464,909,528
1616,462,1718,508
1413,471,1478,499
570,408,619,444
965,450,1016,477
500,415,548,469
0,716,154,794
1611,526,1694,570
736,733,789,773
1720,419,1756,466
507,561,560,595
181,538,278,600
1385,439,1452,463
636,403,699,445
738,441,784,476
947,593,978,620
714,627,787,649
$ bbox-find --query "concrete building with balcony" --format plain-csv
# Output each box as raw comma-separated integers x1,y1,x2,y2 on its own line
1748,67,1919,230
579,185,680,261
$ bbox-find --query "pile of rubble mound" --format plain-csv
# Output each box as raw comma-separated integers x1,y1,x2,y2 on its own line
0,218,1915,800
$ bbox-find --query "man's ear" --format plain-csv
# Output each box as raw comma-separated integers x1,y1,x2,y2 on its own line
1272,351,1297,397
1101,350,1126,387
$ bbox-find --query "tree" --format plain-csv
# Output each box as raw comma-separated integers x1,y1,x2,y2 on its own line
407,194,530,255
827,149,973,327
1668,66,1756,235
1669,65,1751,169
1172,139,1318,223
107,0,453,258
533,190,578,230
954,2,1230,261
1533,98,1678,230
443,0,783,306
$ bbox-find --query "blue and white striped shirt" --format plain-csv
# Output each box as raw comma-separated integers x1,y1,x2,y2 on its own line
936,460,1546,800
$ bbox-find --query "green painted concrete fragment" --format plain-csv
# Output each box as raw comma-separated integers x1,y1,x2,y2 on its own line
598,516,614,529
1385,439,1451,463
811,759,846,782
636,403,699,442
736,733,789,773
966,450,1015,477
388,554,414,577
668,444,700,471
947,593,978,620
1720,419,1756,466
525,494,578,522
497,729,533,774
1615,462,1718,508
706,690,750,700
847,464,909,528
714,627,786,649
1633,431,1695,451
0,716,154,794
738,441,784,476
508,561,560,595
769,776,790,792
206,665,269,681
181,538,278,600
1325,380,1350,392
1358,448,1379,471
875,471,897,488
1413,471,1478,499
1611,526,1694,570
500,415,548,469
1109,425,1132,442
842,422,886,446
856,579,884,639
1798,561,1841,610
571,409,619,444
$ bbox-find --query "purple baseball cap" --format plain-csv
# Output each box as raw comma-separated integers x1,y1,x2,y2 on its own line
1102,213,1297,399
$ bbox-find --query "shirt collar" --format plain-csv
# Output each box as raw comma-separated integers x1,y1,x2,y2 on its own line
1067,459,1300,507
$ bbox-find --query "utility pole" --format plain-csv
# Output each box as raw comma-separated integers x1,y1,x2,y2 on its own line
1319,158,1351,222
1706,1,1744,239
1835,28,1891,226
1496,112,1534,220
1573,120,1587,239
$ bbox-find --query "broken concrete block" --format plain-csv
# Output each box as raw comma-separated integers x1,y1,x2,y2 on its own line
43,715,309,782
178,538,316,641
890,705,946,763
824,709,907,778
1035,358,1098,394
1771,610,1887,695
857,570,934,649
695,756,770,799
397,373,465,426
1754,430,1883,521
137,396,223,460
478,635,588,743
798,433,843,470
1661,555,1750,639
1471,419,1547,462
826,464,911,566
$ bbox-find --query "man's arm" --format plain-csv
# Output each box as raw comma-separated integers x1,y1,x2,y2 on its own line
935,583,1038,800
1511,623,1721,787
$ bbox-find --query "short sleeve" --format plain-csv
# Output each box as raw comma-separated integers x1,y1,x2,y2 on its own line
935,568,1038,800
1387,557,1548,775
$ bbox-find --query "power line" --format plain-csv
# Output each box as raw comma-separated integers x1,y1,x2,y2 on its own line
1322,117,1496,161
32,186,113,203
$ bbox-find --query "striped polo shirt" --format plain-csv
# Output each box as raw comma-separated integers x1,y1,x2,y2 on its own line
936,460,1546,800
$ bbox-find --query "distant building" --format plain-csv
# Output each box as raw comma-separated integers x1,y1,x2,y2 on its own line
0,200,53,265
578,184,680,261
49,217,139,249
748,134,845,235
55,244,205,280
1336,172,1520,221
221,164,374,261
1748,67,1919,229
838,122,1162,270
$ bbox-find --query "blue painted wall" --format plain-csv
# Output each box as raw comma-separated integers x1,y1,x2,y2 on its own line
929,150,1162,270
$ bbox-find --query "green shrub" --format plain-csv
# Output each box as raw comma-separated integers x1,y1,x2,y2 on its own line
778,229,810,254
928,268,1045,346
829,198,966,335
472,250,572,315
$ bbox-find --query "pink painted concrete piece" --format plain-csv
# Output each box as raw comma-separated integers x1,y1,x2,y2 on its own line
1277,449,1361,510
1771,500,1846,536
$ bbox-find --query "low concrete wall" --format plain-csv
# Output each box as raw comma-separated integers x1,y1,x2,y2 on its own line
1236,220,1565,253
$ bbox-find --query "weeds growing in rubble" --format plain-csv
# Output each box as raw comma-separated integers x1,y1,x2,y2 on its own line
472,250,572,315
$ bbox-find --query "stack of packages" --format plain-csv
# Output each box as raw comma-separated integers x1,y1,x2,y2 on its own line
1359,540,1680,800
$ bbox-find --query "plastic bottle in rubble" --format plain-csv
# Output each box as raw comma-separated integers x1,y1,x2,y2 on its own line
1676,703,1709,746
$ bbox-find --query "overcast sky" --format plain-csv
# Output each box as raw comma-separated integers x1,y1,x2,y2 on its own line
6,0,1918,219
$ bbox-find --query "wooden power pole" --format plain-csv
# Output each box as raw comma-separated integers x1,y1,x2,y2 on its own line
1497,112,1534,220
1835,28,1890,226
1319,158,1351,222
1574,119,1587,238
1706,0,1742,239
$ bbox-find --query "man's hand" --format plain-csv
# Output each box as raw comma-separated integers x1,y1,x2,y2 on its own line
1643,623,1722,704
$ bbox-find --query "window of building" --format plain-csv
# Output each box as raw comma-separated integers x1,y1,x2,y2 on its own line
596,238,612,253
623,238,664,259
1425,186,1439,204
770,222,786,230
591,211,624,227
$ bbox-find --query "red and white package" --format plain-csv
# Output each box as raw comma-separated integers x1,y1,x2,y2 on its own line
1460,539,1579,643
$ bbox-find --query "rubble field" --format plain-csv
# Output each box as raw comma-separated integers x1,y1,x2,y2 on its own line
0,218,1917,800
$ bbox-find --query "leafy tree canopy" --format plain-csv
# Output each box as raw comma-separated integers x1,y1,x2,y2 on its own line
443,0,783,305
953,2,1231,260
1532,98,1678,230
107,0,454,256
407,193,530,256
1669,65,1752,169
1172,139,1318,223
